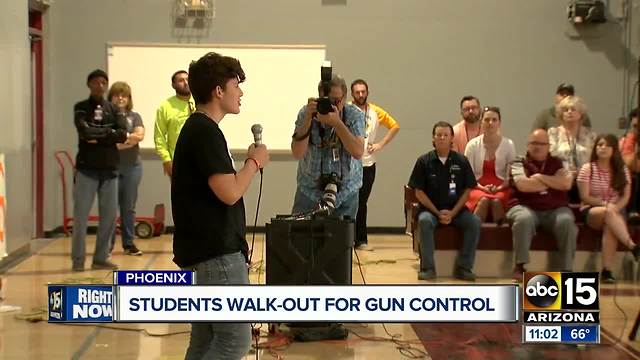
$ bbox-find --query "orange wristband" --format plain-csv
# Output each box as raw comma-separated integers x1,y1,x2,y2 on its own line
246,157,260,170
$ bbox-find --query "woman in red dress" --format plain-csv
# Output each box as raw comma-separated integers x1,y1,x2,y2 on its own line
464,107,516,223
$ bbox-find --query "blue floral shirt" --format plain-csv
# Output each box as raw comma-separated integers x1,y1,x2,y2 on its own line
294,103,365,207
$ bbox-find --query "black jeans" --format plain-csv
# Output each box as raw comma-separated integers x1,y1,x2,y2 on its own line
356,164,376,246
629,172,640,213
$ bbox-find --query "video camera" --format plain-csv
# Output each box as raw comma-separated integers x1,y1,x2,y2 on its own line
316,172,340,215
316,61,335,115
280,172,341,220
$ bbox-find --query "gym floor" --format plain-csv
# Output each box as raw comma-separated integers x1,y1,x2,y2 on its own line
0,234,638,359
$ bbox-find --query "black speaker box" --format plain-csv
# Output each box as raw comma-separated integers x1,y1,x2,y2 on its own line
265,216,353,285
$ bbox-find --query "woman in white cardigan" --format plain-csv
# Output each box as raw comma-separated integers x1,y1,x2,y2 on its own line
464,107,516,223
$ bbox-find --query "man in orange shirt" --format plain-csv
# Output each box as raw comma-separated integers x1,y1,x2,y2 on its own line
452,96,482,153
620,108,640,221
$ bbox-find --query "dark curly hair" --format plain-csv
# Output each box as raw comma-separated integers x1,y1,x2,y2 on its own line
188,52,246,105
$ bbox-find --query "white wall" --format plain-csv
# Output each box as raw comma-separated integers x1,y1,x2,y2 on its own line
0,1,33,252
43,0,640,231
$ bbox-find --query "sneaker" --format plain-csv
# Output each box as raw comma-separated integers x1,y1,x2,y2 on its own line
91,260,119,270
601,269,616,283
453,267,476,282
418,269,437,281
355,243,374,251
124,245,143,256
631,245,640,262
72,262,84,272
512,264,526,283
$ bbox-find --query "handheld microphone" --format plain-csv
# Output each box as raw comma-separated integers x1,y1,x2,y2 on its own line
250,124,263,174
251,124,263,146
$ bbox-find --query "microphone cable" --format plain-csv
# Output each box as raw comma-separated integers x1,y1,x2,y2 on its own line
605,279,628,348
249,167,264,360
249,168,263,268
352,247,428,359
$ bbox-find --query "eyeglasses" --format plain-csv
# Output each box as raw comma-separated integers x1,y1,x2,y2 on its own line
528,141,549,146
329,97,342,106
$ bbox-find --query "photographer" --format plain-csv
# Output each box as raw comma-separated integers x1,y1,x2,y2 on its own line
291,74,365,219
619,108,640,220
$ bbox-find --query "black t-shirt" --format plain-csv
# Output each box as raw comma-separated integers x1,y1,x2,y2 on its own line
408,150,477,210
171,112,248,268
118,111,144,167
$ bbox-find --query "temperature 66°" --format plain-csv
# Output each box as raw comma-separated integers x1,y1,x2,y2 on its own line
570,328,590,340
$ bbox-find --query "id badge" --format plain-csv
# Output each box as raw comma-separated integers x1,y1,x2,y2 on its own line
448,182,456,197
332,148,339,162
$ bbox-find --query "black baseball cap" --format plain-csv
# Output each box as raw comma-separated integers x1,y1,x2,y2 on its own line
556,83,575,95
87,69,108,83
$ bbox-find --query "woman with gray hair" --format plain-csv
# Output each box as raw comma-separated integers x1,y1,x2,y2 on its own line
108,81,145,256
548,95,597,203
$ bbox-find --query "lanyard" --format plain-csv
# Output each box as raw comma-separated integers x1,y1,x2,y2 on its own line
464,122,481,142
530,159,547,175
318,107,346,180
437,153,455,182
564,126,580,168
363,104,372,138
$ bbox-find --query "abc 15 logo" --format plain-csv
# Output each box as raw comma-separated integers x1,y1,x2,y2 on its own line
49,288,63,312
523,272,599,310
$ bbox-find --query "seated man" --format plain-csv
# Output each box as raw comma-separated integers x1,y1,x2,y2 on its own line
507,129,577,282
408,121,480,281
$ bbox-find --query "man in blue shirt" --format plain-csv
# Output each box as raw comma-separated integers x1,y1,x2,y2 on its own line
291,74,365,219
408,121,480,281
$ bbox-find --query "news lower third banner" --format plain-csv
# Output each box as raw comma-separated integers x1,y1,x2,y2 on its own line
49,275,519,323
116,285,518,322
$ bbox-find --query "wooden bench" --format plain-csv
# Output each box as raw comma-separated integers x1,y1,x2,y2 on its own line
403,186,638,255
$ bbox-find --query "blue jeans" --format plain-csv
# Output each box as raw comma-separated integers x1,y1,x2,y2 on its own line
417,209,481,271
629,172,640,212
112,162,142,250
71,170,118,265
291,189,359,220
184,252,251,360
